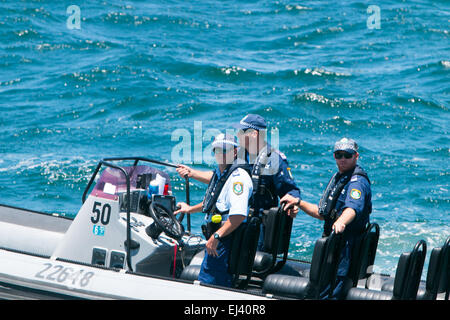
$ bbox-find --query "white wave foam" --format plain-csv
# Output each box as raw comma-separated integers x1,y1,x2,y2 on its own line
295,67,351,77
221,66,247,75
0,156,95,184
441,60,450,68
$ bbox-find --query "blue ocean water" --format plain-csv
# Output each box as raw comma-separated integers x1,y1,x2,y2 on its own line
0,0,448,276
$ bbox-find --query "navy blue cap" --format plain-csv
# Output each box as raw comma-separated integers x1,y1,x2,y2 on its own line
233,114,267,131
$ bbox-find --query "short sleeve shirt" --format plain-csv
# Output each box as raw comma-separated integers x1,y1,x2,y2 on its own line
335,174,372,236
215,167,253,218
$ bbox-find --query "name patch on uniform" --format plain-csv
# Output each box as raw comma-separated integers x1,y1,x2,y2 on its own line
350,189,361,200
233,182,243,195
275,150,287,160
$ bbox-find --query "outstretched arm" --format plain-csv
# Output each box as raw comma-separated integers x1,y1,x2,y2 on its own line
298,200,324,220
176,164,213,184
174,201,203,215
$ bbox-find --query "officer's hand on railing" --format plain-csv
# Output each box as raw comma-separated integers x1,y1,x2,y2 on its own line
280,194,300,218
176,164,193,178
174,202,190,215
332,220,346,234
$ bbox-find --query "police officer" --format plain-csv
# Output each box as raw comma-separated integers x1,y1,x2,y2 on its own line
234,114,302,250
176,115,302,251
174,134,253,287
297,137,372,299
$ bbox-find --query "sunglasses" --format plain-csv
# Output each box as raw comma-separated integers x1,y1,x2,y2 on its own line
334,152,354,159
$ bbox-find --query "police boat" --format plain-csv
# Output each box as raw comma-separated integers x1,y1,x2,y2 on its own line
0,157,448,300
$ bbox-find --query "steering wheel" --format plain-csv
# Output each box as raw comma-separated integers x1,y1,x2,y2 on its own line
148,201,184,240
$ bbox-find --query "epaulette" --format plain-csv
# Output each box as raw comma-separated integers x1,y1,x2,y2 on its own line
273,149,287,160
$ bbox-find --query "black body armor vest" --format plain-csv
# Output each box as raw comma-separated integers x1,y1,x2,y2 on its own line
318,165,371,236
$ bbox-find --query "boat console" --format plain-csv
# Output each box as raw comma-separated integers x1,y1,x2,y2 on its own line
52,157,204,277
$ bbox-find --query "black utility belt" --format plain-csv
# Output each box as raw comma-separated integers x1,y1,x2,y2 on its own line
206,210,229,218
201,211,229,240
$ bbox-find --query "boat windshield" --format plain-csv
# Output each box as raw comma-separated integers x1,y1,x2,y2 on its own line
90,165,172,201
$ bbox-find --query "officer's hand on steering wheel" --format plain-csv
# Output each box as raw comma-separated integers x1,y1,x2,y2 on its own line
174,202,190,215
148,200,184,240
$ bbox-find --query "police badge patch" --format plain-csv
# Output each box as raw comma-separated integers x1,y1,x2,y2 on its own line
233,182,243,195
350,189,361,200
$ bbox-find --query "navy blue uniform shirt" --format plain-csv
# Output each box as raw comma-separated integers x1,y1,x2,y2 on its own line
321,172,372,300
248,146,301,251
250,147,301,211
334,174,371,238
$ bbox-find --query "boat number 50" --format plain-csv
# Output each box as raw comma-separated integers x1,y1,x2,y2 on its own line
91,201,111,225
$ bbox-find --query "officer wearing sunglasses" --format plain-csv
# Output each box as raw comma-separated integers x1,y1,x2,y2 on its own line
297,137,372,299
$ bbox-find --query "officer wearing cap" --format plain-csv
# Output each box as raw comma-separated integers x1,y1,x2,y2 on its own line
297,137,372,299
234,114,302,250
174,133,253,287
176,115,302,251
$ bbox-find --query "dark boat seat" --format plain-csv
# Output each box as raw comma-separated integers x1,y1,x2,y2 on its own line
228,216,261,288
180,264,201,282
421,236,449,300
346,240,427,300
262,271,309,298
441,237,450,300
263,232,345,299
382,236,449,300
253,251,273,273
180,216,261,289
252,206,293,278
340,223,380,296
345,286,393,300
416,246,443,300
